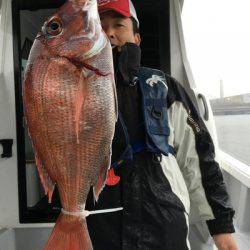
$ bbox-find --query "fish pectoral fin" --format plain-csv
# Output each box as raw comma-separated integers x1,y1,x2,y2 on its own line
35,154,55,203
75,71,97,143
93,155,111,202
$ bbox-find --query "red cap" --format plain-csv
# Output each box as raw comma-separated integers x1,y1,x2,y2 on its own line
98,0,130,17
98,0,139,27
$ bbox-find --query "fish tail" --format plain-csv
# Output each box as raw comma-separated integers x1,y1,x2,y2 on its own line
45,213,93,250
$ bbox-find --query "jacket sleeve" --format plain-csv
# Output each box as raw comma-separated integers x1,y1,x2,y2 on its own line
166,75,235,236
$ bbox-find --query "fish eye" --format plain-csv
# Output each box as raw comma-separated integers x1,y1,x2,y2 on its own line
50,22,59,31
46,18,63,36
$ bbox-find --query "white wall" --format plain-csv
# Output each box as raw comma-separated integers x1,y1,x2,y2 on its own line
0,0,20,229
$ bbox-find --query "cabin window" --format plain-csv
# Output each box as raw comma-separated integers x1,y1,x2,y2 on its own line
181,0,250,166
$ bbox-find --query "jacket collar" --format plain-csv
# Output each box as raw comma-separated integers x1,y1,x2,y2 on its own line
113,43,141,86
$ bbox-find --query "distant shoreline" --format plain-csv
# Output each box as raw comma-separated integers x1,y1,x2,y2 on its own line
213,110,250,116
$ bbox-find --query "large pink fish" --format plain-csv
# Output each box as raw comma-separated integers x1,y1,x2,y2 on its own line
23,0,117,249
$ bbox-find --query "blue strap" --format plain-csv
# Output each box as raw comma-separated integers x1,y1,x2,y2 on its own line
111,112,133,169
168,145,176,157
131,141,146,153
132,141,176,157
111,160,124,169
111,142,176,169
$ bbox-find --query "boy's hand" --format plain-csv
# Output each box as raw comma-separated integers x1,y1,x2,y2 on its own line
213,233,238,250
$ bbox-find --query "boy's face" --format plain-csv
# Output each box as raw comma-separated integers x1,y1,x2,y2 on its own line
100,11,141,49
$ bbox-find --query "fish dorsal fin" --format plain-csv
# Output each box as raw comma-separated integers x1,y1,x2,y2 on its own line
35,154,55,203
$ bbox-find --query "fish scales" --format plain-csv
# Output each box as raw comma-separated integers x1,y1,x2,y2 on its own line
23,0,117,249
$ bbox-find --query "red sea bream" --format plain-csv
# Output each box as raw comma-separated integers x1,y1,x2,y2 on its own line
23,0,117,249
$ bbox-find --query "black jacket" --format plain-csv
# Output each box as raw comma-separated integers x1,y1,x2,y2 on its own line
86,43,235,250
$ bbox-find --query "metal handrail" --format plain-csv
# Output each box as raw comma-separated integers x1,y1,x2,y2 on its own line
218,149,250,188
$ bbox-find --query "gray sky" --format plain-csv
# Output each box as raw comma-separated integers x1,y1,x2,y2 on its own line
182,0,250,99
